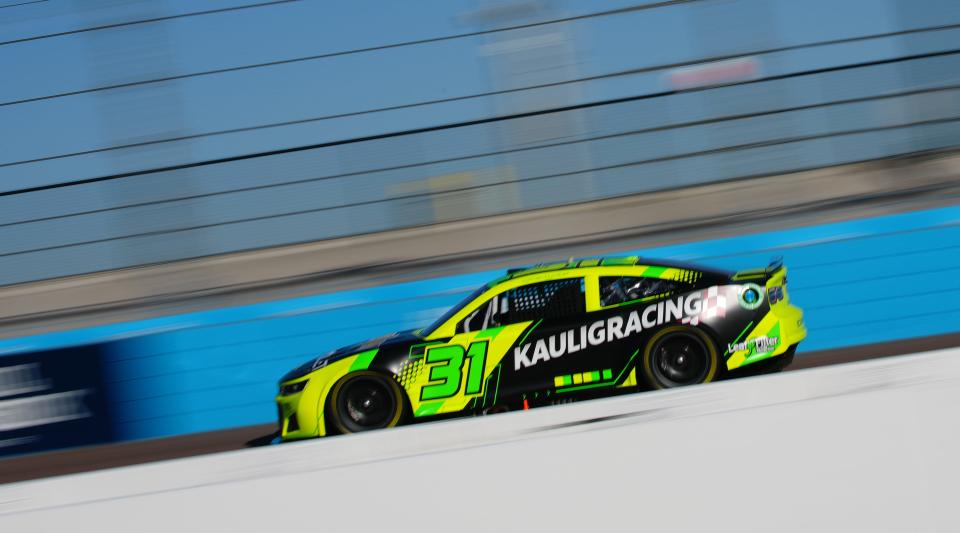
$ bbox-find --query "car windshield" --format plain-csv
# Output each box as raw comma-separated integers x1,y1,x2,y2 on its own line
421,284,490,337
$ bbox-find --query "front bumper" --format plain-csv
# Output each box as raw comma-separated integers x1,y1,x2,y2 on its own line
276,382,320,441
275,355,359,441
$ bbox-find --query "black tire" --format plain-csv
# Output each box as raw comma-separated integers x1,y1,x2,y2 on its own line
641,326,720,389
328,372,406,434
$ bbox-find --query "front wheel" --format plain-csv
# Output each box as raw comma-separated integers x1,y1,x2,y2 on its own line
641,326,719,389
328,372,406,434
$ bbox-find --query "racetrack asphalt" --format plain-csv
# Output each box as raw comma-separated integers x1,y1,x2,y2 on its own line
2,331,958,485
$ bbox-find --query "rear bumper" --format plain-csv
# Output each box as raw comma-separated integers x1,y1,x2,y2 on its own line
726,303,806,371
726,343,798,378
777,303,808,350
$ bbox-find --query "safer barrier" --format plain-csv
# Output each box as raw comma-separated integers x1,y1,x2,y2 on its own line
2,347,959,532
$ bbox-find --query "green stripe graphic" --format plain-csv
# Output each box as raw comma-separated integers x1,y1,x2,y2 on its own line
348,349,379,372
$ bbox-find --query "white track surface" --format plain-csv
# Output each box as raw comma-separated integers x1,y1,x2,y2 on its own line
3,349,960,532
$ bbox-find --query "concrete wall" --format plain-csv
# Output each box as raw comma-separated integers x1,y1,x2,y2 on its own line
3,347,959,532
3,0,960,284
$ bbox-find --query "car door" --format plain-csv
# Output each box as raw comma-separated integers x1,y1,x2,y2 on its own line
490,276,591,403
504,274,695,401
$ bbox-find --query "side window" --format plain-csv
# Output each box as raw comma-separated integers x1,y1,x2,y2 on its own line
506,278,585,323
457,278,586,333
458,294,509,333
600,276,680,307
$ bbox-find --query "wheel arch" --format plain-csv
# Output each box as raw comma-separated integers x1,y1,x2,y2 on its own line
322,369,411,436
639,324,721,389
687,322,728,379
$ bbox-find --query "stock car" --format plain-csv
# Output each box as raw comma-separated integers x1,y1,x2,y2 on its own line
275,256,806,439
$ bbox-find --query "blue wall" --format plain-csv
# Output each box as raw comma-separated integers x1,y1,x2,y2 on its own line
3,0,960,284
2,205,959,441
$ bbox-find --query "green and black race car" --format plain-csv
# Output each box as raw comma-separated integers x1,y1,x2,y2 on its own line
276,256,806,439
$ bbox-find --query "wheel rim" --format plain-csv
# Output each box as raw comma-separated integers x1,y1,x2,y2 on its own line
651,332,710,386
337,377,397,430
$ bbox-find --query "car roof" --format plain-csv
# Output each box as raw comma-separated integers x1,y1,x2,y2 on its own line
489,256,733,286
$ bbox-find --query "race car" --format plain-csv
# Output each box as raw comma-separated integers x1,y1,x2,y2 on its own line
276,256,806,439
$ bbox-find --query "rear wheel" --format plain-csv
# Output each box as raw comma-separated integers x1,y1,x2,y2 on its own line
328,372,406,434
641,326,719,389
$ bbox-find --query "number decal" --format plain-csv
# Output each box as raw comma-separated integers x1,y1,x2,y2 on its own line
420,341,489,401
464,342,488,395
421,345,464,401
768,285,784,304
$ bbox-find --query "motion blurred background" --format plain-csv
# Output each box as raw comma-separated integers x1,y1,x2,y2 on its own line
2,0,960,472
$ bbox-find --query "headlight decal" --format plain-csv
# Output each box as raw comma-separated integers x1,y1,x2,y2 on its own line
280,380,308,396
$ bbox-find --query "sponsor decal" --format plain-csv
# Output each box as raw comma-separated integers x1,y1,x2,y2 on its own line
738,283,764,310
682,285,726,326
0,345,113,457
515,289,727,370
727,336,779,355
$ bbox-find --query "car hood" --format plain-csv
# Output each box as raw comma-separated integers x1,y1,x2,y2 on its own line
279,329,422,383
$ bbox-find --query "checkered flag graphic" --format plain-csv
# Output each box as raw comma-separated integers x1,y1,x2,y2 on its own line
682,286,727,326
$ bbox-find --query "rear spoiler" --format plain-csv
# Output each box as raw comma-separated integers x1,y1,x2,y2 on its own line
731,256,785,282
